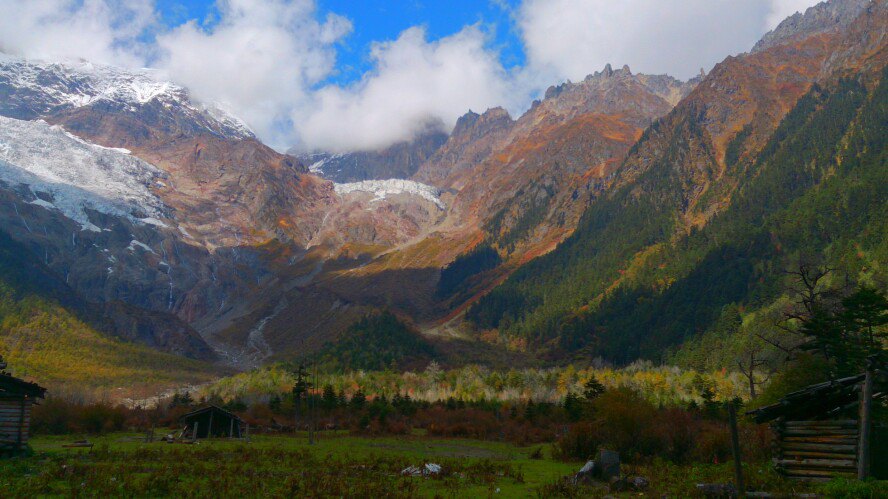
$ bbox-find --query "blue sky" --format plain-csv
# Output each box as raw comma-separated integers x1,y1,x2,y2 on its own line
155,0,526,86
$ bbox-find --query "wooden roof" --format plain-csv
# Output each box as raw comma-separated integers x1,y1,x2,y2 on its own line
747,367,887,424
0,372,47,399
180,405,244,422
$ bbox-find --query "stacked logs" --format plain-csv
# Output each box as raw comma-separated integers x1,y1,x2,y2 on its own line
773,419,858,481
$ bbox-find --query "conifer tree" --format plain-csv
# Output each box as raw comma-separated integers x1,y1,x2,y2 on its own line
582,375,606,401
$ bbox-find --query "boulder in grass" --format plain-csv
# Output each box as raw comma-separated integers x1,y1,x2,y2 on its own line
401,463,442,477
594,450,620,479
696,483,738,498
629,476,649,490
608,476,630,492
574,460,595,483
401,466,421,476
629,476,650,492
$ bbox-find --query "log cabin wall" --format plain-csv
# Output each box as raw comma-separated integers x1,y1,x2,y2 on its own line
0,397,32,452
773,419,859,481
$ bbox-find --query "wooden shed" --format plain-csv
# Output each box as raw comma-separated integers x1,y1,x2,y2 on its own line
748,359,886,481
181,405,244,439
0,369,47,456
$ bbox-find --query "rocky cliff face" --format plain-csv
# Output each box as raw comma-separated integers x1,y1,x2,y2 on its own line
413,107,515,189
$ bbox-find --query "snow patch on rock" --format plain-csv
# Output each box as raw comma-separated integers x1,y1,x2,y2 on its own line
334,179,445,210
127,240,155,253
305,153,345,175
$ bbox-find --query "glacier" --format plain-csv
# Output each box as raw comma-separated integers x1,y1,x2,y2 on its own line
0,116,168,231
334,179,445,210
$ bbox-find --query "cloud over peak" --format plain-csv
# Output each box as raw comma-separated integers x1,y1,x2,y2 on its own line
155,0,352,148
295,25,517,152
0,0,823,152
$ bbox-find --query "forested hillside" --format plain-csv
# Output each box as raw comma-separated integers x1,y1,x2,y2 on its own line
469,68,887,365
316,312,436,371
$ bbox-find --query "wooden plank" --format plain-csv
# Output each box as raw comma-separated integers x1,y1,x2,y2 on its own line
780,450,858,460
782,451,856,459
858,361,873,479
781,429,858,436
785,420,857,427
15,397,24,450
784,468,855,478
783,436,858,444
776,459,856,470
783,431,857,438
781,443,856,452
782,426,859,432
782,466,856,474
781,449,856,456
0,427,29,434
728,404,745,494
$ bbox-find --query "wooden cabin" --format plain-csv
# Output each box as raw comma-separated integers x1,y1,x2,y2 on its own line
181,405,244,439
0,370,47,456
748,359,886,481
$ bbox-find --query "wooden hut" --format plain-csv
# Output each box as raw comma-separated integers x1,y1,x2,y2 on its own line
181,405,244,439
747,359,886,481
0,366,47,455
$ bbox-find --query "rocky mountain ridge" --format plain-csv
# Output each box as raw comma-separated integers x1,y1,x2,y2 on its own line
753,0,872,53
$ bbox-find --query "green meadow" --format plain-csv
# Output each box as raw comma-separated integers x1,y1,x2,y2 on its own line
3,432,864,498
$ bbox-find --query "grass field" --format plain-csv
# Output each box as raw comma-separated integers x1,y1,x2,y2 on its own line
4,433,573,498
0,431,851,498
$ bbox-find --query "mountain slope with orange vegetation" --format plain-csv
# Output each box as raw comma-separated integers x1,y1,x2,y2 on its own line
468,0,888,361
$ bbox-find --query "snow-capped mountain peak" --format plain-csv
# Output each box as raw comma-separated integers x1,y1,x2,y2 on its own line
0,53,253,139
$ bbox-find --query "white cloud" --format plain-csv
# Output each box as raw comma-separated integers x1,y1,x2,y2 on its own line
517,0,786,82
0,0,155,67
155,0,352,147
0,0,828,152
295,25,516,152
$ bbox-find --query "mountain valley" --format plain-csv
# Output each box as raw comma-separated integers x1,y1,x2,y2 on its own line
0,0,884,398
